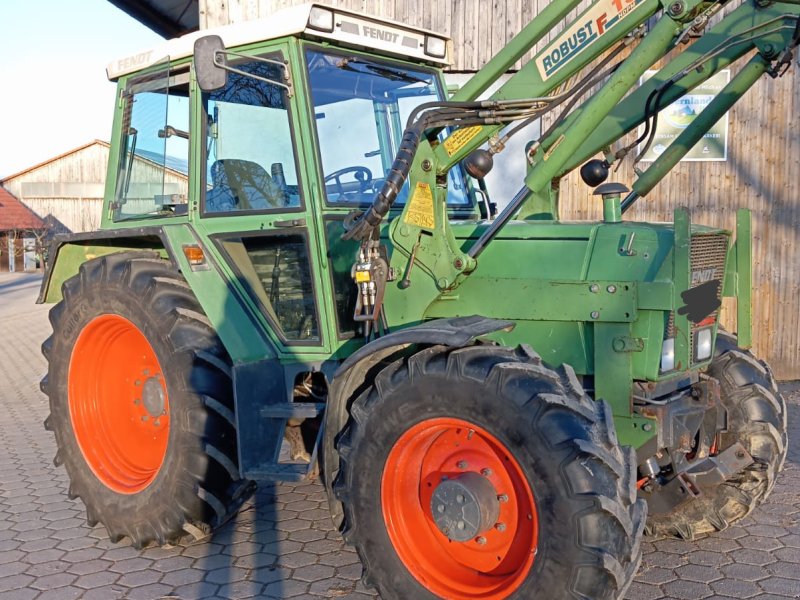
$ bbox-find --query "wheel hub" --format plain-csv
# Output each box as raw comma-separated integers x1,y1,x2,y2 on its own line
430,472,500,542
141,375,165,417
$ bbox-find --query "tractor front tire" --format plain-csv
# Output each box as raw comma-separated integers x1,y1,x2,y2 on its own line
645,332,787,539
42,251,253,548
334,344,646,600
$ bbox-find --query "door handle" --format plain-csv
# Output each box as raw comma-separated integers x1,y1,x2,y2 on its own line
273,218,306,228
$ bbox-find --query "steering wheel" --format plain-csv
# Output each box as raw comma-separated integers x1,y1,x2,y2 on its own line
324,166,373,198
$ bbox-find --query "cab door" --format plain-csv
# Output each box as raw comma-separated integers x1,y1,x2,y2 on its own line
192,43,336,359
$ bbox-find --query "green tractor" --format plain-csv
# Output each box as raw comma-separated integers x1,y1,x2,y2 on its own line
39,1,796,598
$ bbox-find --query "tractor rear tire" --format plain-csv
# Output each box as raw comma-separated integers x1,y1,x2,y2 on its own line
41,251,254,548
334,344,646,600
644,332,787,539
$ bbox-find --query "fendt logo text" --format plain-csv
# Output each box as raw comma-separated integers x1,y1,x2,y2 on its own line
691,268,719,286
537,0,644,79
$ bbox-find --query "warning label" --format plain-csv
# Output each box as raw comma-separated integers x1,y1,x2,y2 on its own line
404,182,435,229
443,126,482,156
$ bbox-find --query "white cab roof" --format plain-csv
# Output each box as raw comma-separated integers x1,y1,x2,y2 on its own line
107,2,452,80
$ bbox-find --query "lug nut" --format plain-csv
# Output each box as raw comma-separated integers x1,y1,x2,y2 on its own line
497,494,508,503
495,522,506,532
481,468,493,477
476,536,487,545
457,460,468,469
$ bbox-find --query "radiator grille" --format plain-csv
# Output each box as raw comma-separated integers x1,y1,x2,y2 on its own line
689,233,729,361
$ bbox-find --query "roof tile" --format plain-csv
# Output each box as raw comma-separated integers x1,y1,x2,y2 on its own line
0,187,46,231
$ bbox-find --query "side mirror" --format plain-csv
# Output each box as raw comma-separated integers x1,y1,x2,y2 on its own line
194,35,227,92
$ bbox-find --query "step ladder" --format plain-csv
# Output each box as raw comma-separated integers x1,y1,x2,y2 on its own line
243,402,326,482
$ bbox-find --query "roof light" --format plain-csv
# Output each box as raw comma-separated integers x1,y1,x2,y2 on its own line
425,36,447,59
308,7,335,33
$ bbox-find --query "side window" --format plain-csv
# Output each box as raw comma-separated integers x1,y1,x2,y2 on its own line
115,66,190,220
203,57,300,214
218,234,319,343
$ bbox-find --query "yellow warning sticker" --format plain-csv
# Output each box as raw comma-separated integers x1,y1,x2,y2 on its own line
443,126,482,156
404,182,435,229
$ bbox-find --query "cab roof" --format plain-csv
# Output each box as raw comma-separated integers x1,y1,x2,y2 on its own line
107,2,452,81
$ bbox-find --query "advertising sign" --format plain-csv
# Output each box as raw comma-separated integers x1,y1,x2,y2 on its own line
639,69,730,162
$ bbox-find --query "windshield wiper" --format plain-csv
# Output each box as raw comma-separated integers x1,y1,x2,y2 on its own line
337,58,428,84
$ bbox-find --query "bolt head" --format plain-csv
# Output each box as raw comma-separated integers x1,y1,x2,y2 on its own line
476,536,487,545
591,311,600,319
607,285,617,293
481,468,492,477
643,423,653,432
497,494,508,503
590,284,600,293
495,522,506,532
457,460,468,469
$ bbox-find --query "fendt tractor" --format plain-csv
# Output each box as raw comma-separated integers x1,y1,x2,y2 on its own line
37,0,797,598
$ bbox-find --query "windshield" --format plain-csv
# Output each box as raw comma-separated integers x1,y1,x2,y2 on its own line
305,48,470,207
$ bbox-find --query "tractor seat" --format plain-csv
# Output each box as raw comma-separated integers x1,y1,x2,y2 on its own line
206,159,287,212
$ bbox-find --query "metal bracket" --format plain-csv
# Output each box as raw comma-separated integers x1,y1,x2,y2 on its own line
214,50,294,98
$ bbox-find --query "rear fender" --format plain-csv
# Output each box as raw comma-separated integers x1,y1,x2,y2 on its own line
322,315,514,529
38,228,172,304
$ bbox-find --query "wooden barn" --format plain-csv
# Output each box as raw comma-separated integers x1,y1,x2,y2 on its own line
1,140,190,235
110,1,800,378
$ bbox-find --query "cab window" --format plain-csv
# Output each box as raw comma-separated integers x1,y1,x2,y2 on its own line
114,65,190,220
203,56,301,214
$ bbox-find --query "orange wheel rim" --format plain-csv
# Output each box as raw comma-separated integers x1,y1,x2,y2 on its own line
68,314,169,494
381,418,537,599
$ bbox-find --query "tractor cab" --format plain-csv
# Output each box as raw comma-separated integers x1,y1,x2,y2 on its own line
105,3,477,228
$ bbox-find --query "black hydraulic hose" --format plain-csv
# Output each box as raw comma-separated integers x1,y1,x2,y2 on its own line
634,84,672,163
518,41,630,146
343,123,426,241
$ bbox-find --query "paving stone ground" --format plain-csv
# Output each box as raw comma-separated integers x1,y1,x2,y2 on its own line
1,271,798,600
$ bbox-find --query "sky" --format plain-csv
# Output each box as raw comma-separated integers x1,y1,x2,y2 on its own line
0,0,163,179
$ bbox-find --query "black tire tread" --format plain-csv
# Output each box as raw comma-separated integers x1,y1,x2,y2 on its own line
335,344,645,600
42,251,252,548
645,332,787,540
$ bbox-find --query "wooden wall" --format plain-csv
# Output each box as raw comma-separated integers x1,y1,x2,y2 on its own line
201,0,799,378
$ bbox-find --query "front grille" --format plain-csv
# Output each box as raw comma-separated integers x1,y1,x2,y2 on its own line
689,233,729,360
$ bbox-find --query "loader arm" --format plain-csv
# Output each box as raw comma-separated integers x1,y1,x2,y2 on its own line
344,0,799,294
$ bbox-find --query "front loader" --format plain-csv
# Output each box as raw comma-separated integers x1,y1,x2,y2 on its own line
38,1,797,598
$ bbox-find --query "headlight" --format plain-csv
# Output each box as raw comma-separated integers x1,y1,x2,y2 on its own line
695,327,713,361
424,36,447,59
308,7,335,32
660,338,675,372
